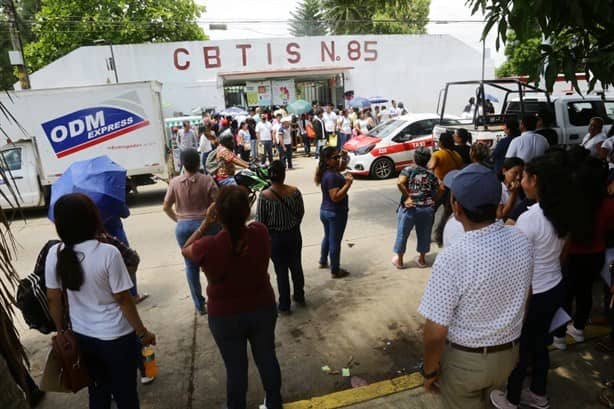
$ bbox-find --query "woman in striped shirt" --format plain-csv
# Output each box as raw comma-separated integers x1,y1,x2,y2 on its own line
256,160,306,314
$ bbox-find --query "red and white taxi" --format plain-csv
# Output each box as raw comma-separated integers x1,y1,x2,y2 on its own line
343,113,462,179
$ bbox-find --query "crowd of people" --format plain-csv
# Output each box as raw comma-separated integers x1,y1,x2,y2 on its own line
11,96,614,409
414,113,614,409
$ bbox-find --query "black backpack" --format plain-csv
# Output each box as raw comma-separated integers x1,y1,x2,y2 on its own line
16,240,59,334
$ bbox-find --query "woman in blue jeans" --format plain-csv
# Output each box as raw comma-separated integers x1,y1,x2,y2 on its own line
315,146,353,278
163,149,219,315
393,147,442,269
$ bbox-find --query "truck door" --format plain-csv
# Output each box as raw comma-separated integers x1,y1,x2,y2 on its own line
0,145,42,208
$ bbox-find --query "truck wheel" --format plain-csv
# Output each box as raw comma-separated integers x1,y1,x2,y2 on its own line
370,158,395,179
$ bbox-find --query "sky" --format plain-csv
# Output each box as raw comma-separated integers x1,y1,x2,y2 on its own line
196,0,506,66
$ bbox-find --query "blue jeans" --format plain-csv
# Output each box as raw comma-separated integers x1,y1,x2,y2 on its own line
319,209,348,273
75,332,139,409
270,227,305,311
175,219,206,311
208,304,282,409
337,132,349,149
250,140,258,162
393,206,434,255
219,177,237,186
261,140,273,165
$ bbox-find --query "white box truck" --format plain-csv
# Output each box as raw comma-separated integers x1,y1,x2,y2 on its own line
0,81,174,208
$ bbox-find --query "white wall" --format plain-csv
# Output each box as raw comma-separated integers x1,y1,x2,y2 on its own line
23,35,495,117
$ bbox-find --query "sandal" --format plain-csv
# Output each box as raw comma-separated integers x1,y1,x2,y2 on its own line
392,255,407,270
600,387,614,408
134,293,149,304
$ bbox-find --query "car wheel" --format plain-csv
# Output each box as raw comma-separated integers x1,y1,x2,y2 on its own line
370,157,394,179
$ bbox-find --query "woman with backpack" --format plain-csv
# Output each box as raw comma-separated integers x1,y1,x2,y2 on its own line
256,160,306,314
46,193,156,409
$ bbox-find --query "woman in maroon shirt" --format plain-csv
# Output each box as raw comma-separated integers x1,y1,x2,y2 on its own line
182,185,282,409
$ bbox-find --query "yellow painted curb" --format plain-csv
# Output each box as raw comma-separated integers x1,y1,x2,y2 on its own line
285,324,610,409
284,372,424,409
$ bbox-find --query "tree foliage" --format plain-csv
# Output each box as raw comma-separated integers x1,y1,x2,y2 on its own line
23,0,207,72
467,0,614,93
322,0,430,35
289,0,327,37
495,30,542,81
0,0,41,90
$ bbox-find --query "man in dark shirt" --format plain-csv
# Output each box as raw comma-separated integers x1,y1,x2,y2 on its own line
313,109,327,159
535,110,558,146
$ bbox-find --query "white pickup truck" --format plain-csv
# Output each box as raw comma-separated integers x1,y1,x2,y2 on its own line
0,81,174,208
433,79,614,147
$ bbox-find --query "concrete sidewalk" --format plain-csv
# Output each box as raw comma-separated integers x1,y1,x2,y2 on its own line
289,327,613,409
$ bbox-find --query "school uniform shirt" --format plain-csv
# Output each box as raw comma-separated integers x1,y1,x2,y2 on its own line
443,216,465,248
419,222,533,347
323,112,337,133
198,134,212,153
339,116,352,134
581,131,606,158
515,203,563,294
500,182,521,208
505,131,549,163
45,241,134,340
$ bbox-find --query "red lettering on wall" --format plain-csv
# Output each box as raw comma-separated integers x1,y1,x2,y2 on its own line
203,46,221,68
321,41,336,62
286,42,301,64
173,48,190,70
364,41,378,61
347,41,361,61
266,43,272,65
236,44,252,67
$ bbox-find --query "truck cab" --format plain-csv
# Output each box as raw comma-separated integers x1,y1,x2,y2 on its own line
0,140,44,208
433,79,614,148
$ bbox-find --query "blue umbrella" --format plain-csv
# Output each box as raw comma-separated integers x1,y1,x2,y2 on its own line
219,106,248,117
369,96,389,104
349,97,371,109
48,156,128,225
485,94,499,103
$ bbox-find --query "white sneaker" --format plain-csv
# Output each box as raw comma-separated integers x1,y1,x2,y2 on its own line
520,388,550,409
551,336,567,350
490,390,518,409
566,323,585,342
141,376,155,385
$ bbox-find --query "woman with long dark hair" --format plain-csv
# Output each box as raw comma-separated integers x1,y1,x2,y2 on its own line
315,146,353,278
491,151,578,409
256,160,306,314
552,155,613,349
46,193,156,409
182,186,282,409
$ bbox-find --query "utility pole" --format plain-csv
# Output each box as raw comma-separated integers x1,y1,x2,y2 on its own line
3,0,31,89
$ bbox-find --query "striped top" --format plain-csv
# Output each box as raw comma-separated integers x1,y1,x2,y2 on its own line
256,189,305,232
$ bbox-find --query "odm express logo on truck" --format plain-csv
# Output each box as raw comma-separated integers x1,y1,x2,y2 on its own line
41,105,149,158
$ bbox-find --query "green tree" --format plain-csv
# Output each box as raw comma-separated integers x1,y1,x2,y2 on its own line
495,30,542,81
23,0,207,72
467,0,614,92
289,0,327,37
322,0,430,35
0,0,41,90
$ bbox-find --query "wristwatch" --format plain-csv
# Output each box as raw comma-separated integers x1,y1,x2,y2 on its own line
420,363,438,379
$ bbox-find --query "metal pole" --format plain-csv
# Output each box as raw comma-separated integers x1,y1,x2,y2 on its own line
481,39,486,83
4,0,30,89
109,42,119,83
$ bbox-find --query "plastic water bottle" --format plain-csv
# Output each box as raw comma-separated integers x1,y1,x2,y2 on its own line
142,346,158,379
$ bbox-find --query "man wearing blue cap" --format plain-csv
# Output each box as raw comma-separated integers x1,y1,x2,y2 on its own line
418,163,534,409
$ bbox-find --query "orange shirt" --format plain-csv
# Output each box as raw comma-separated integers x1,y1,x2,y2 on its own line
431,149,463,180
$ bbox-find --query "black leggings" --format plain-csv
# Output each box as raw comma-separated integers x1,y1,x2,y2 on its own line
554,251,605,337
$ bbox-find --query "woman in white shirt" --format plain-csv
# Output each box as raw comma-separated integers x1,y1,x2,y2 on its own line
496,157,524,221
46,193,156,409
337,109,352,149
491,152,572,409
